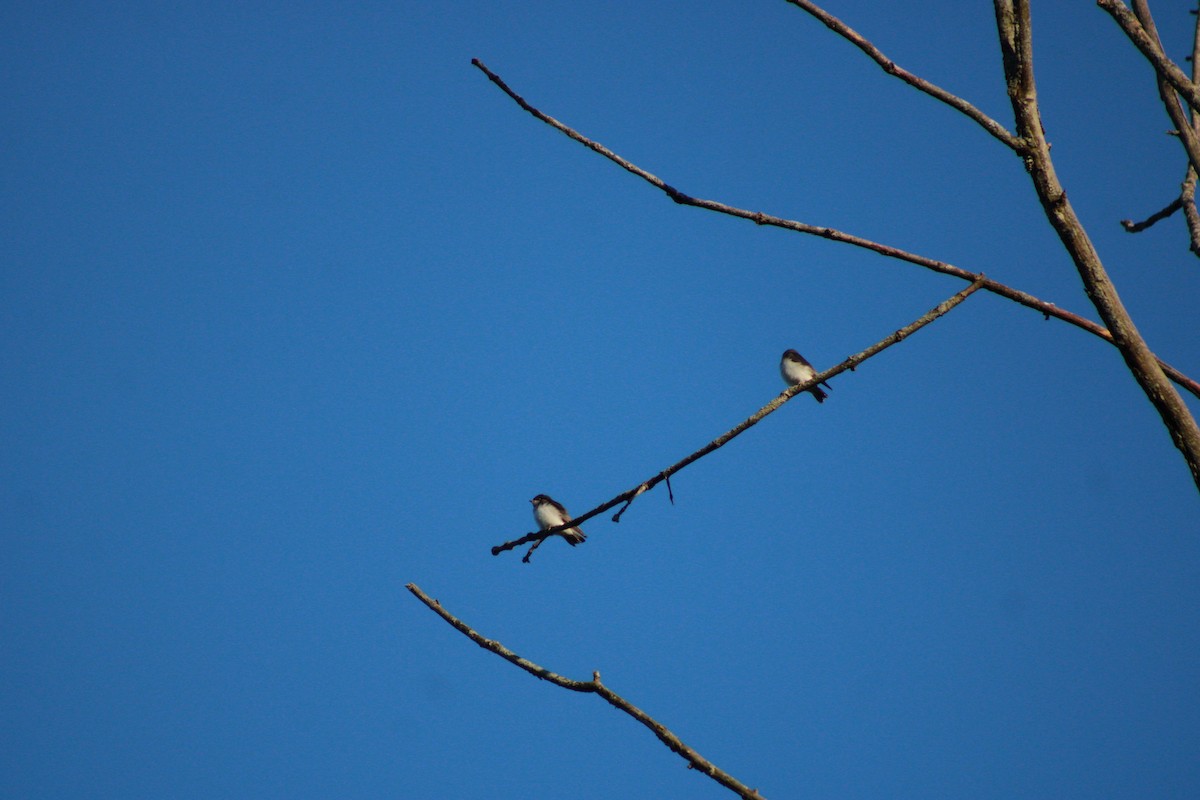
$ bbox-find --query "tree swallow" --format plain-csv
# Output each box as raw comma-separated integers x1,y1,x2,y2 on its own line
781,349,831,403
530,494,587,545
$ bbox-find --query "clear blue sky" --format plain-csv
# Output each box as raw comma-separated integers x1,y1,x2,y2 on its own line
3,2,1198,798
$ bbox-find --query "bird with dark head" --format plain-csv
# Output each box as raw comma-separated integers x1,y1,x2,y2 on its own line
780,349,832,403
530,494,587,545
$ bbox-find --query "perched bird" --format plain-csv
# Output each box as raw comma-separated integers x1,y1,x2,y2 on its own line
530,494,587,546
780,349,832,403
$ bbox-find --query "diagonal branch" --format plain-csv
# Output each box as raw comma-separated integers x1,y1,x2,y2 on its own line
782,0,1021,150
1121,196,1183,232
995,0,1200,491
1110,2,1200,256
406,583,769,800
494,279,986,560
469,59,1200,400
1187,2,1200,257
1098,0,1200,115
1134,1,1200,182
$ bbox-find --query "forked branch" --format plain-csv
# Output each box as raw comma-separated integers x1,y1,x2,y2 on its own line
782,0,1021,150
1132,0,1200,177
1111,1,1200,255
406,583,769,800
494,280,985,560
1098,0,1200,115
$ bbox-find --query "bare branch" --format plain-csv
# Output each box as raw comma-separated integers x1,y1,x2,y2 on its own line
1121,196,1183,231
405,583,769,800
1193,0,1200,80
494,280,986,559
1098,0,1200,115
782,0,1022,150
996,0,1200,491
1110,3,1200,254
1133,1,1200,180
469,59,1200,400
1183,167,1200,255
1187,5,1200,256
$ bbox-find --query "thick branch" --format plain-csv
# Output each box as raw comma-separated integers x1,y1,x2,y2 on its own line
494,280,986,559
1098,0,1200,115
996,0,1200,491
469,59,1200,400
405,583,768,800
782,0,1020,150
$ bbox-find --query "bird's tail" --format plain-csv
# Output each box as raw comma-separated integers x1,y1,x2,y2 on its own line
811,386,828,403
562,529,587,546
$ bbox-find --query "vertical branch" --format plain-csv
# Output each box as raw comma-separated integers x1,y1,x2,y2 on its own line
1183,167,1200,256
994,0,1200,492
1187,2,1200,255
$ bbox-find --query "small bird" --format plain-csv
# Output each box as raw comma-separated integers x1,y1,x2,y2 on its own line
780,349,832,403
530,494,587,546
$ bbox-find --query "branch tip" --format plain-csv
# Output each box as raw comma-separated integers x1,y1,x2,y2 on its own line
410,585,767,798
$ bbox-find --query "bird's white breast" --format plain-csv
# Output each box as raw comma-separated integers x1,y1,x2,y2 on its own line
534,503,566,528
782,359,815,385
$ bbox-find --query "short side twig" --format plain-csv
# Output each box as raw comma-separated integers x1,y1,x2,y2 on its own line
783,0,1021,150
406,583,768,800
469,58,1199,399
1121,197,1183,232
493,279,986,558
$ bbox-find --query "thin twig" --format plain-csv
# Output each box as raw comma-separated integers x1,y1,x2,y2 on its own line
520,535,548,563
782,0,1021,151
1098,0,1200,115
494,280,986,558
1121,197,1183,231
406,583,768,800
469,58,1200,400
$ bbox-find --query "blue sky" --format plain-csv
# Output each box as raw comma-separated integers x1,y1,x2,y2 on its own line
3,2,1199,798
